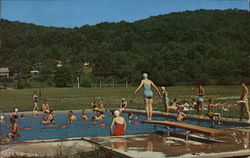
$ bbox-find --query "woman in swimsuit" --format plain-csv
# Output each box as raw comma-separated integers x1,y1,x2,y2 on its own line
134,73,161,120
161,87,169,115
33,91,39,112
110,110,126,136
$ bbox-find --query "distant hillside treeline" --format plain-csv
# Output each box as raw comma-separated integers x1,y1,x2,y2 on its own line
1,9,250,87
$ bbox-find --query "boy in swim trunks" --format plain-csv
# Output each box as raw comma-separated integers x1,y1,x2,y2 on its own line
196,83,205,118
239,82,250,122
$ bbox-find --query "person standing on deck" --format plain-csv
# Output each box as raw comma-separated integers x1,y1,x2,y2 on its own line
161,87,169,115
239,82,250,122
196,83,205,118
33,91,39,112
133,73,161,120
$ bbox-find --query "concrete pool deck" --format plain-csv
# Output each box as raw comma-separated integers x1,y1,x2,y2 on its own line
1,109,250,157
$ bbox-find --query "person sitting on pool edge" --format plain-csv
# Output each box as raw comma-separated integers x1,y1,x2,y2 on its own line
91,99,99,112
98,98,105,111
176,107,187,121
42,99,50,114
207,97,223,127
120,98,128,112
81,110,88,120
6,116,20,138
110,110,126,136
0,115,5,123
67,110,77,123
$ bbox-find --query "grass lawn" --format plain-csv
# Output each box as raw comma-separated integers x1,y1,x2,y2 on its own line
0,85,243,113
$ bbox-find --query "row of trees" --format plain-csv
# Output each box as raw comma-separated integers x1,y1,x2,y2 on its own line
1,9,250,87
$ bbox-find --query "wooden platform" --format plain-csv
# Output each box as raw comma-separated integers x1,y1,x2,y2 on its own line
142,120,227,137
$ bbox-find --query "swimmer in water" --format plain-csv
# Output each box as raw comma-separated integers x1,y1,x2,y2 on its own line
91,116,97,123
47,110,55,125
41,115,50,125
176,107,187,121
95,111,105,121
33,110,39,118
0,115,5,123
134,73,161,120
110,110,126,136
81,110,88,120
6,117,20,138
67,111,77,123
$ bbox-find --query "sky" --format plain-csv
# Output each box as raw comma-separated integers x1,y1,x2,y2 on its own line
1,0,249,28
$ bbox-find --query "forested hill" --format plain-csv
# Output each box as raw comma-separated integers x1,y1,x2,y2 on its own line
1,9,250,86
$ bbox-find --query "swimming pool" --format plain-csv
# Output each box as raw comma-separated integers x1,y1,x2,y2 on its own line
0,111,248,142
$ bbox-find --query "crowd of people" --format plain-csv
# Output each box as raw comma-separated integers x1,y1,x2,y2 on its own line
0,73,249,139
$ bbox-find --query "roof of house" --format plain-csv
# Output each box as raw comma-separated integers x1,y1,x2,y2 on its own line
0,68,9,73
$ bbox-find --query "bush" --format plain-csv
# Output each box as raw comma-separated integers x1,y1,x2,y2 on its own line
53,67,73,87
80,75,92,87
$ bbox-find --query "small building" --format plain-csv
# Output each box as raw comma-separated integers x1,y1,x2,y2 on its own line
0,68,9,78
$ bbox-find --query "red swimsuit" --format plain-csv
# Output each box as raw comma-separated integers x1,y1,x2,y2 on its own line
113,123,125,136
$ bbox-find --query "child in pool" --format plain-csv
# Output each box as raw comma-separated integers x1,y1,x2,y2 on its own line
81,110,88,120
0,115,5,123
41,115,50,125
6,117,20,138
176,107,187,121
47,110,55,125
91,116,97,123
95,111,105,121
67,111,77,123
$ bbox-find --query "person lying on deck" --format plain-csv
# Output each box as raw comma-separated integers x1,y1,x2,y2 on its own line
169,98,178,110
207,97,223,126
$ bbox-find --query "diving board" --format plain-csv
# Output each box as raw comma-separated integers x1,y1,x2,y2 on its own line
142,120,227,137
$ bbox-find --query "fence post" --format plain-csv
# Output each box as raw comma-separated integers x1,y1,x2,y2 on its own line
126,81,128,88
100,80,102,88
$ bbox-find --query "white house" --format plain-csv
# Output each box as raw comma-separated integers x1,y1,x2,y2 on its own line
0,68,9,78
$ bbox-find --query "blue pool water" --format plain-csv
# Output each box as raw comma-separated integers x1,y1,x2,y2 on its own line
0,111,248,142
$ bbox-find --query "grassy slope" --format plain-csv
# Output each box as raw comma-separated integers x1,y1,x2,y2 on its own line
0,86,241,112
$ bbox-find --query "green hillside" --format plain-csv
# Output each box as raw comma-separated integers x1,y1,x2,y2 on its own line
1,9,250,87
